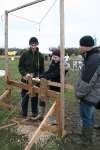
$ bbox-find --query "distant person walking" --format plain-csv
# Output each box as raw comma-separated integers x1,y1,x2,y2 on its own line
75,35,100,144
18,37,44,118
64,54,70,71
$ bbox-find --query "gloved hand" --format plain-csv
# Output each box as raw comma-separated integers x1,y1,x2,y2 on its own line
23,73,33,80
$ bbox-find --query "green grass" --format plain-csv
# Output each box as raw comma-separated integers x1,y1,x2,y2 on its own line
0,57,28,149
0,57,78,150
0,128,27,150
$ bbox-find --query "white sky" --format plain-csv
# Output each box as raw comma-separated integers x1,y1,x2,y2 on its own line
0,0,100,53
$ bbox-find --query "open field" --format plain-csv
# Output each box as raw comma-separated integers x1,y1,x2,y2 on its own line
0,57,100,150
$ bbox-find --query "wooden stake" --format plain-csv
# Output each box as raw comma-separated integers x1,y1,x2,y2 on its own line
0,122,17,130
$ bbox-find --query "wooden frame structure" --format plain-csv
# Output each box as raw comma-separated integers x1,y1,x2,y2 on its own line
0,76,68,150
0,0,65,149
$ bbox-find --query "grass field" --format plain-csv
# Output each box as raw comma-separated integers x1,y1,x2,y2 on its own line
0,57,81,150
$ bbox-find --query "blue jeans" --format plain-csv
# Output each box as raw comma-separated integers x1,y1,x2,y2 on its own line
80,101,96,128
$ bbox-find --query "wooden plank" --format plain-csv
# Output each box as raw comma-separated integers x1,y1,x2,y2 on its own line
12,118,29,124
6,78,73,100
24,102,56,150
8,0,46,13
0,102,20,112
6,79,29,90
6,79,60,98
7,77,73,90
32,78,73,90
0,122,17,130
0,89,11,100
39,78,48,100
55,98,62,136
41,123,58,134
59,0,65,136
12,118,41,126
5,11,9,78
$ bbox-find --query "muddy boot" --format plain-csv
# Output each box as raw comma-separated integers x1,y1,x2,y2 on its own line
31,106,45,121
81,127,93,146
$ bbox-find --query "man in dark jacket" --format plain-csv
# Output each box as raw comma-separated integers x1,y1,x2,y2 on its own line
32,49,60,121
18,37,44,118
75,35,100,144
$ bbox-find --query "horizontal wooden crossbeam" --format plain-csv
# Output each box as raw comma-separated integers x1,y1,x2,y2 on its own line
32,78,73,90
0,122,17,130
6,79,60,98
0,102,20,111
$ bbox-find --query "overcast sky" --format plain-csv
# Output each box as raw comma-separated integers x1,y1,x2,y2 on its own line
0,0,99,53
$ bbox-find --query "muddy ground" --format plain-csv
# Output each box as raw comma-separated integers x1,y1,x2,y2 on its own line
19,95,100,150
63,98,100,150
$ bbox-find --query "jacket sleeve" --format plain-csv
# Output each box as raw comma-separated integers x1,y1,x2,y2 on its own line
75,66,100,99
42,64,60,81
75,76,91,99
18,53,27,76
82,54,100,83
75,53,100,99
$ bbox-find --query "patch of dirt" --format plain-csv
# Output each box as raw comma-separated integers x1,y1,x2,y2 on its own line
17,120,54,144
17,124,37,141
16,96,100,149
64,100,100,149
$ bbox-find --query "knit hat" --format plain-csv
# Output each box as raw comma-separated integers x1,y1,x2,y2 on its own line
29,37,39,45
52,49,60,57
79,35,94,47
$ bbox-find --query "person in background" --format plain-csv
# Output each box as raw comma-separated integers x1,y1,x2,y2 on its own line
18,37,44,118
32,49,61,121
75,35,100,145
64,54,70,75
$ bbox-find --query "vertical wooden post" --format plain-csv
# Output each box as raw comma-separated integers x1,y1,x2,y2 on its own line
55,95,62,136
39,78,48,101
59,0,65,136
4,11,12,96
5,11,9,79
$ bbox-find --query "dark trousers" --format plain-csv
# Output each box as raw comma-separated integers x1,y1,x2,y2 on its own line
21,89,38,117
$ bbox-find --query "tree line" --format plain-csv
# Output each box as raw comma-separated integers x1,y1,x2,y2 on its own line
0,47,80,56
